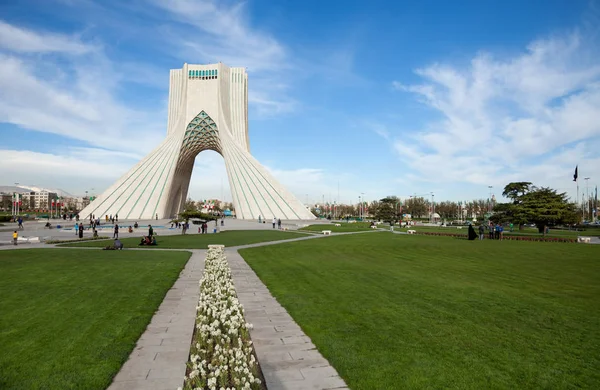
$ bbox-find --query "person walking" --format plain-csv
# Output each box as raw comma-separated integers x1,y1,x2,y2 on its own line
115,214,118,222
272,217,276,229
13,230,18,246
488,223,494,240
17,217,23,230
478,224,485,240
277,218,282,229
78,224,84,239
113,223,119,239
498,224,504,241
75,223,79,236
495,223,500,240
148,225,154,238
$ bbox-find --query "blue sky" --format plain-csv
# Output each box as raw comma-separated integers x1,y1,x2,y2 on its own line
1,0,599,205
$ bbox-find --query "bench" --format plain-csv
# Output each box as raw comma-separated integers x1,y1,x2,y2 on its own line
578,236,591,243
370,225,378,229
407,230,416,234
322,230,332,235
334,223,341,227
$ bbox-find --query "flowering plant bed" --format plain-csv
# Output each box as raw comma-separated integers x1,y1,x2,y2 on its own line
182,245,264,390
414,231,576,243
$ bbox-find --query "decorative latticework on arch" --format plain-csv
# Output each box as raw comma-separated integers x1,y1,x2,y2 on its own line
178,111,222,166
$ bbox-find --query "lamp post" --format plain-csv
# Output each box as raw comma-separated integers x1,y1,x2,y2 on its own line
488,185,493,213
431,193,435,224
14,182,20,216
361,192,365,220
584,178,590,221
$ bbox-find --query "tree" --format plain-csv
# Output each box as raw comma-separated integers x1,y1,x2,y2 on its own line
493,184,578,234
405,197,428,218
375,197,398,222
502,182,533,203
183,198,197,212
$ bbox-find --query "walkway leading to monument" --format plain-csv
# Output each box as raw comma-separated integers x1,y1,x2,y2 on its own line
108,250,205,390
228,249,349,390
103,232,357,389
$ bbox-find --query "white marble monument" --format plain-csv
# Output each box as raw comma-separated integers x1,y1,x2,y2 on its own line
80,63,315,220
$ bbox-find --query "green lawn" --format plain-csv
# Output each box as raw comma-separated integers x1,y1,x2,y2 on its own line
299,222,373,232
397,224,600,237
59,230,309,249
0,249,190,390
240,233,600,389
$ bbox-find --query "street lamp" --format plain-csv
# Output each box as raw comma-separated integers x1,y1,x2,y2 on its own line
361,192,365,220
431,193,435,224
584,178,590,221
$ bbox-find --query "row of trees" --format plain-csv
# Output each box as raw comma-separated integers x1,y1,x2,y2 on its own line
342,182,581,235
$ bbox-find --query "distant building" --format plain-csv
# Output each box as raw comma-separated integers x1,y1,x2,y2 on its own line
30,191,58,209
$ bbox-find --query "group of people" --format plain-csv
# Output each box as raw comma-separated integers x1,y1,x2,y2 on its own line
62,213,80,221
257,216,282,229
198,221,210,234
74,222,85,239
468,223,505,240
139,236,157,246
105,214,119,223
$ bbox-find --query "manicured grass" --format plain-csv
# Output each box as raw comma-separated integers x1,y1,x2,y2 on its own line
240,233,600,389
0,249,190,390
299,222,373,232
59,229,309,249
398,225,600,237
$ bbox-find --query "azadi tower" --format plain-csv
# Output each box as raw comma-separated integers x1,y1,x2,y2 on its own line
80,63,315,220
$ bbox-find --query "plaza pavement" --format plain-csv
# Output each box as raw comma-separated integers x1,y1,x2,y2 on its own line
0,217,330,246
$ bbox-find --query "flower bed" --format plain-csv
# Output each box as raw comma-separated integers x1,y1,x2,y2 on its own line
182,245,263,390
414,231,576,243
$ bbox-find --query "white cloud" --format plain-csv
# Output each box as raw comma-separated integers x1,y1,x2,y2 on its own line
0,21,166,154
0,20,94,54
151,0,286,72
392,31,600,200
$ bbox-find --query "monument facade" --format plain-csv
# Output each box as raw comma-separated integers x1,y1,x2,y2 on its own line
80,63,315,220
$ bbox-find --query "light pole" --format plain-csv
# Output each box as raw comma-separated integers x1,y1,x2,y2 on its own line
488,186,493,213
361,193,365,220
431,193,435,224
584,177,590,221
14,182,20,215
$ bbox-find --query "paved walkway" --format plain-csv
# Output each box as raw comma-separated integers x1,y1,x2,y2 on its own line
107,250,205,390
228,250,348,390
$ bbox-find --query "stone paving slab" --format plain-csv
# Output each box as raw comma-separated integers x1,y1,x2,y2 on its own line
227,249,348,390
107,250,205,390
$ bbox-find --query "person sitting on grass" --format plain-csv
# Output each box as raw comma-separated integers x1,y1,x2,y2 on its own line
93,229,98,238
139,236,153,246
114,238,123,250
